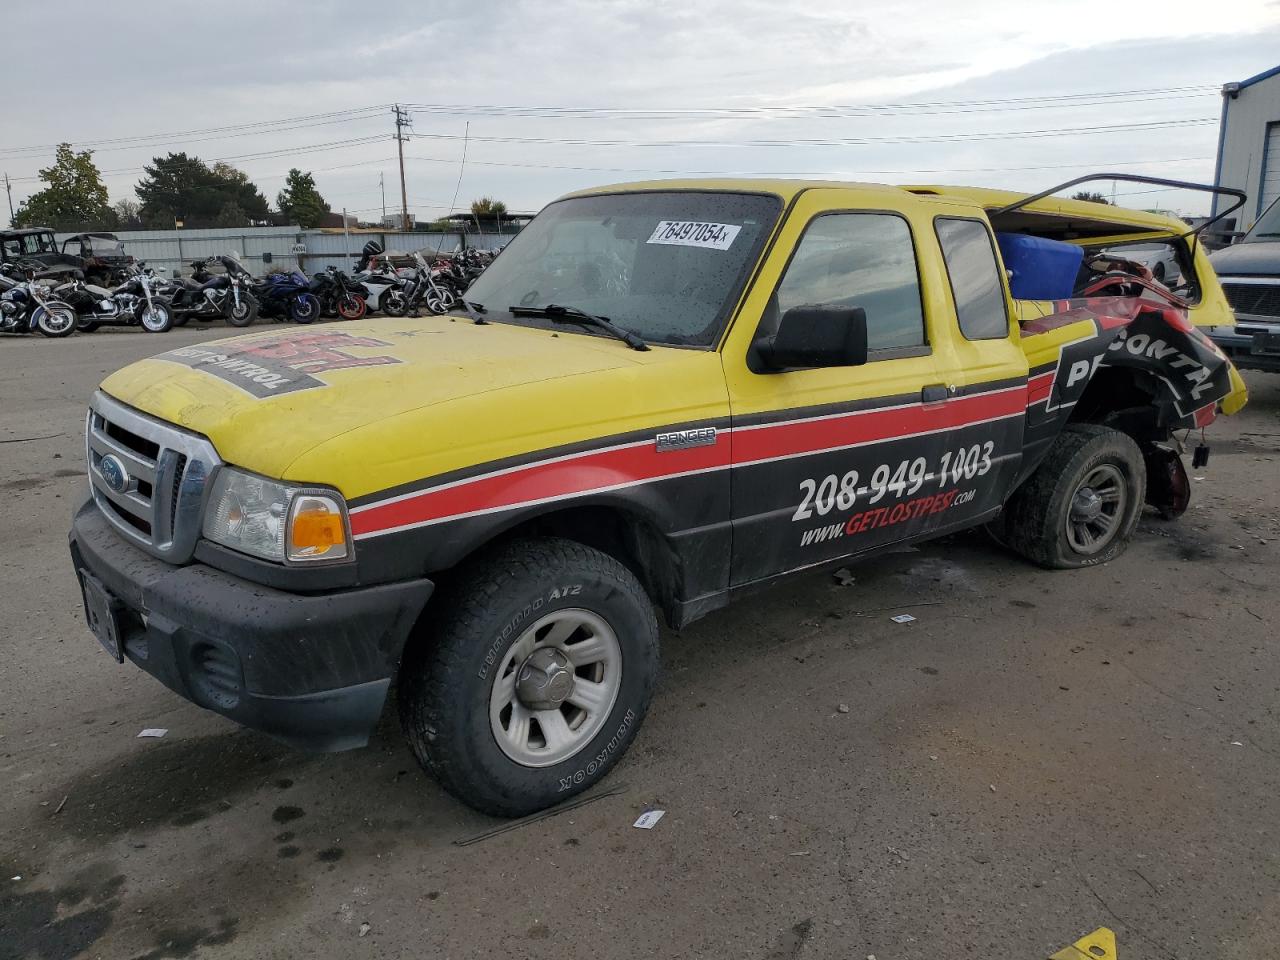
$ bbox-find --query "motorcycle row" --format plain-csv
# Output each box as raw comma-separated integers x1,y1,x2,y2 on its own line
0,241,495,338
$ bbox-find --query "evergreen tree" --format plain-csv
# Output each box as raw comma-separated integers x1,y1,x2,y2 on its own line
276,169,331,228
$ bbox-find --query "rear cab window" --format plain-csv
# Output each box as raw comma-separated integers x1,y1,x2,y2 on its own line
934,218,1010,340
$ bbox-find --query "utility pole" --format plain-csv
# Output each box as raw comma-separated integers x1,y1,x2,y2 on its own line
379,171,386,224
3,173,13,225
393,105,412,231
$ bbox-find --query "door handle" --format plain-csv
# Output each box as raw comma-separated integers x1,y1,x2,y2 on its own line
921,384,949,403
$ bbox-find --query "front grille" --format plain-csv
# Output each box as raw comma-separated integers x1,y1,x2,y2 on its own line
86,392,221,562
1222,281,1280,320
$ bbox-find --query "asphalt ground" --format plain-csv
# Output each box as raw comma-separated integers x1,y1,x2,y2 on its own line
2,322,1278,960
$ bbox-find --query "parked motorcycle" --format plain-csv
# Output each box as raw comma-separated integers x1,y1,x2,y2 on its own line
403,252,459,315
251,269,322,323
0,263,78,337
164,254,259,327
310,266,367,320
352,256,411,316
58,263,173,333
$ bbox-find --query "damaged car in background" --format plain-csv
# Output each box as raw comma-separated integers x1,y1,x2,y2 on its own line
68,172,1247,816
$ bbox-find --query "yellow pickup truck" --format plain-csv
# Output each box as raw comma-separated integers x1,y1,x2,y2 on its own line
69,176,1248,816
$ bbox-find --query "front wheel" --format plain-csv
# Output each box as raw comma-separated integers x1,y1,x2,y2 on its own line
226,297,258,328
33,303,77,338
138,301,173,333
1003,423,1147,569
337,294,366,320
399,538,658,817
290,293,321,324
381,290,409,317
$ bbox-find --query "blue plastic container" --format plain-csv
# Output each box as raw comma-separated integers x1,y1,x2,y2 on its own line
995,233,1084,301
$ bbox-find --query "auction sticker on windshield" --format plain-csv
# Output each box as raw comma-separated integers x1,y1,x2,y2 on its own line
647,220,741,250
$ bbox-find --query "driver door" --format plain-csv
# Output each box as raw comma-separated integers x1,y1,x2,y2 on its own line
721,192,960,587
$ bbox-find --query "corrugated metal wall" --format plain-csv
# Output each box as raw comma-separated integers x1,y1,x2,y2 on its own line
52,226,517,277
1216,69,1280,229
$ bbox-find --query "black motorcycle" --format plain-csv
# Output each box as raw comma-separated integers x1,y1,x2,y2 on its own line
0,262,78,337
310,266,367,320
57,262,173,333
163,254,259,327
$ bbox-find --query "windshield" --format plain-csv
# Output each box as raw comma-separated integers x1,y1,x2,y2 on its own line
84,236,125,256
464,190,782,346
1246,197,1280,240
19,232,57,256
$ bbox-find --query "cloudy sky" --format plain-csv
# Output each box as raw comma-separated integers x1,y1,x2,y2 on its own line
5,0,1280,222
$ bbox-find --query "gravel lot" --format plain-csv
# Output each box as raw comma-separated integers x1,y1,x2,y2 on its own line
2,324,1278,960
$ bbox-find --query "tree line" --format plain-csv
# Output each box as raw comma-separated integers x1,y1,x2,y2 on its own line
10,145,513,234
10,144,337,232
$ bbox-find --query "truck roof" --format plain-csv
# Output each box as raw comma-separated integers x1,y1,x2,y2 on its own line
563,177,1188,238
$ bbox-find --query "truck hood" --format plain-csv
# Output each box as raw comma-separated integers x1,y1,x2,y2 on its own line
1210,240,1280,277
100,318,723,490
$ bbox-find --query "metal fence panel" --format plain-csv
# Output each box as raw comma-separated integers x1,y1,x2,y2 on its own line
52,225,517,277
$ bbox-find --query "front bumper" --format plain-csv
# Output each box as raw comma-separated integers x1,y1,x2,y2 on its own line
1208,325,1280,374
69,497,432,751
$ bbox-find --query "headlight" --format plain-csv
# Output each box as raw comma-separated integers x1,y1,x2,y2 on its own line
203,467,350,564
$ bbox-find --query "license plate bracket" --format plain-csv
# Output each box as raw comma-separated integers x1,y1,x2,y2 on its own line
1250,331,1280,356
80,572,124,663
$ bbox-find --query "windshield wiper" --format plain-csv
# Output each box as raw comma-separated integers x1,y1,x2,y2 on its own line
450,298,488,324
508,303,649,351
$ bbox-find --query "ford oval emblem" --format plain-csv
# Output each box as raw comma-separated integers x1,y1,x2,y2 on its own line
98,454,130,494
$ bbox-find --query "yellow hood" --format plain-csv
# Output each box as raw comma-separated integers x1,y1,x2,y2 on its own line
100,318,728,499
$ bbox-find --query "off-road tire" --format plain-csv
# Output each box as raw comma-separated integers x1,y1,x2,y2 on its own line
399,537,659,817
1004,423,1146,569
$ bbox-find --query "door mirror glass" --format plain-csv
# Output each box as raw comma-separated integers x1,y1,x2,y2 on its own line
757,305,868,370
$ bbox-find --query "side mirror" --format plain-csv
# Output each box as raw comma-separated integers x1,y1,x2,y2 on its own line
756,305,868,371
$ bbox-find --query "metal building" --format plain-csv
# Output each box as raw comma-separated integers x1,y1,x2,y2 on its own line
1212,63,1280,231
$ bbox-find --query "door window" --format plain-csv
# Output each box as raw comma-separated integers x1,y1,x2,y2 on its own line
774,213,925,352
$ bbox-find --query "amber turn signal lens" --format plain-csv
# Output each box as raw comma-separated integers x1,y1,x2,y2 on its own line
287,494,350,561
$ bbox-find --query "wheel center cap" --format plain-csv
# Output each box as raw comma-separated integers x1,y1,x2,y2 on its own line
515,647,575,710
1072,487,1103,522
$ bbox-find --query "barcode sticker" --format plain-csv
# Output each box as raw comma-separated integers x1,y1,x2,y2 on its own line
647,221,741,250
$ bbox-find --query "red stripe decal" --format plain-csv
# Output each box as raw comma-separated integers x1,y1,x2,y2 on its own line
351,386,1028,537
731,389,1024,466
350,439,728,536
1025,370,1055,405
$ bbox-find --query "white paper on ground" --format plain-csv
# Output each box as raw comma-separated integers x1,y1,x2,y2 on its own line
633,810,666,829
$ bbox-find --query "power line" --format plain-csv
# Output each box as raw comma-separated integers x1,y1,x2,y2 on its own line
402,152,1214,179
407,117,1216,150
404,86,1216,121
5,136,391,184
0,105,390,159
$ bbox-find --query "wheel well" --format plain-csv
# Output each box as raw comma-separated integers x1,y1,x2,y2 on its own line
1069,366,1169,443
441,506,682,626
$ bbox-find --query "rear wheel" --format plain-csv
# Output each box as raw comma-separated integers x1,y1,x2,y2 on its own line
399,538,658,817
76,317,101,333
1003,423,1146,568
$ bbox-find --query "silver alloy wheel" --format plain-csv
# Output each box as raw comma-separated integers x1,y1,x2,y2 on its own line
230,303,250,321
39,306,76,335
489,608,622,767
140,304,169,332
1066,463,1126,554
